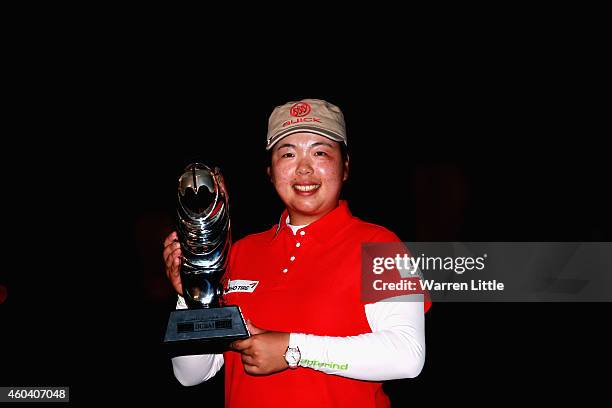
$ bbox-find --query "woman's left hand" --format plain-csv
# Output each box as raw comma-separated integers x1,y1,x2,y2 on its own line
230,321,290,375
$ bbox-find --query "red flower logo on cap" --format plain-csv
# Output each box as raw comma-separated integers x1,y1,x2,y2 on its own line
290,102,311,117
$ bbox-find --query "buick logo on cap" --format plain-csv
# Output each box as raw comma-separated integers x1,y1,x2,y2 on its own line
290,102,311,117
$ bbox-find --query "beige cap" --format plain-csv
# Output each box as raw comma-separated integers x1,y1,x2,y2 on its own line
266,98,347,150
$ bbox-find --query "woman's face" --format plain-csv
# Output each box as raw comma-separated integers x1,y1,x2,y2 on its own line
268,132,348,225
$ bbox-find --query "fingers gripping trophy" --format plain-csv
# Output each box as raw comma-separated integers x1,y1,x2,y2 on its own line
164,163,249,355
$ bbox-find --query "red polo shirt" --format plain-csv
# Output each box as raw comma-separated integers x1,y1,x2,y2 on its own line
221,201,429,408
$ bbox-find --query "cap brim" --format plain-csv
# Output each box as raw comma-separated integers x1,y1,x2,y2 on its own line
266,126,346,150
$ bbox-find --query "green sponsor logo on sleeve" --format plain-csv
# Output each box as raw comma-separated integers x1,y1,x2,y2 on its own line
300,359,349,370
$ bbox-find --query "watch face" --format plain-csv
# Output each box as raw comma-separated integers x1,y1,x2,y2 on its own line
285,347,300,366
287,352,299,364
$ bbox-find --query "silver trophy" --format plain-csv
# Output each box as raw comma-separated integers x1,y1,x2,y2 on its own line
176,163,230,308
164,163,249,354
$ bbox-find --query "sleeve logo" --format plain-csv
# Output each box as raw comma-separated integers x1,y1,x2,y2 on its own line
224,279,259,294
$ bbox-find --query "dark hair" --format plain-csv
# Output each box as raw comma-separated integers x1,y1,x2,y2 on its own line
340,142,349,164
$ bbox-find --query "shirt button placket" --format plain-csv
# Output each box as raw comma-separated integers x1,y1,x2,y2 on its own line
284,233,304,273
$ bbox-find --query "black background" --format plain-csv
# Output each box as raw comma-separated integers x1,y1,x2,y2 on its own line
1,32,610,406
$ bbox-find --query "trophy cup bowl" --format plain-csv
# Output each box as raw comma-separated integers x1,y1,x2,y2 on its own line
163,163,249,355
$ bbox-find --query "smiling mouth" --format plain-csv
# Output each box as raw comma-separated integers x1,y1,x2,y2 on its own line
293,184,321,192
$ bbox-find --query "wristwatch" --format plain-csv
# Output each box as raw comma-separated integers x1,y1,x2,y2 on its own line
284,346,301,369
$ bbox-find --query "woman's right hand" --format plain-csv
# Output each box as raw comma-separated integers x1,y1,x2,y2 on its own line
163,231,183,295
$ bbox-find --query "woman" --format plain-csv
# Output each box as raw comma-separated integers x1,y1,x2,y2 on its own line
163,99,430,407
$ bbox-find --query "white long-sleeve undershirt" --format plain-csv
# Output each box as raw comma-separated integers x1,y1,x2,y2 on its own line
171,294,425,385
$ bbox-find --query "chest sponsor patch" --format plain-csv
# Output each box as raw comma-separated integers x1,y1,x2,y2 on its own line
224,279,259,294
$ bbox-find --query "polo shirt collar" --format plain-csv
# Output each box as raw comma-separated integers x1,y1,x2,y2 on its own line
273,200,353,243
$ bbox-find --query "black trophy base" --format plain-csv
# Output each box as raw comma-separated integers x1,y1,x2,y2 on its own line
163,305,250,356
